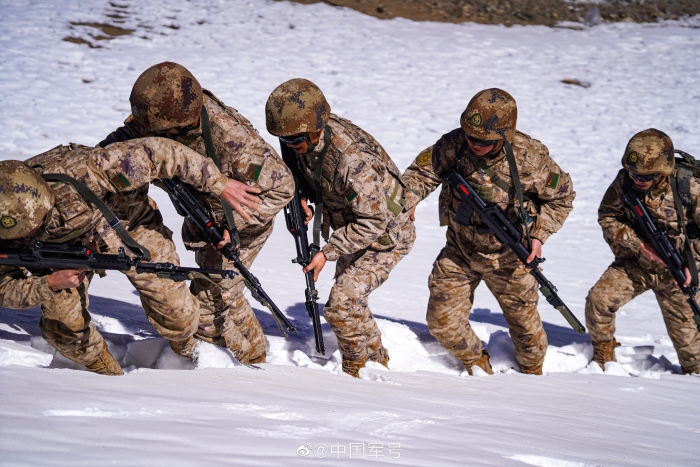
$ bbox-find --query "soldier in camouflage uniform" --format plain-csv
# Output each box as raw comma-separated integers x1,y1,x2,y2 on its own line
585,129,700,374
265,78,415,377
402,89,575,375
0,139,241,374
101,62,294,364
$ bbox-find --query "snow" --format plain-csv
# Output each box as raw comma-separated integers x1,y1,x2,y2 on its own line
1,0,700,465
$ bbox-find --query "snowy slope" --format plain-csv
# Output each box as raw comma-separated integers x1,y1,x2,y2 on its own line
1,1,699,465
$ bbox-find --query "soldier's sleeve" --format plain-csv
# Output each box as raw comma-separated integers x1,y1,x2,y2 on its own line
85,137,228,197
0,267,55,309
217,126,295,229
401,134,454,210
525,144,576,244
598,172,643,257
321,146,390,261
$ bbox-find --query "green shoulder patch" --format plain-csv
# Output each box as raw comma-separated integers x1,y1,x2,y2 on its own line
245,163,263,182
415,147,433,167
345,187,358,203
545,172,560,189
109,172,132,190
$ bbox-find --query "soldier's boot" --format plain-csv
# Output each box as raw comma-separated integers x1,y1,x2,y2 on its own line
592,339,620,370
85,344,124,376
249,351,266,365
464,350,494,376
370,348,390,369
681,364,700,375
342,355,368,378
521,362,543,375
169,336,199,361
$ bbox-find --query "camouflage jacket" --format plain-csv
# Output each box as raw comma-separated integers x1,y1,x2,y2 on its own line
402,128,575,250
292,114,413,262
101,90,294,249
599,169,700,270
0,138,227,309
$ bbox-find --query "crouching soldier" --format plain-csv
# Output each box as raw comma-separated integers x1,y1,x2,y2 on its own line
0,138,241,374
402,89,575,375
265,79,415,377
101,62,294,364
585,129,700,374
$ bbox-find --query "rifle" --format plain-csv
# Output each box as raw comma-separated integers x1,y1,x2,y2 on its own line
158,177,297,336
283,185,325,354
0,243,236,282
443,168,586,334
623,189,700,330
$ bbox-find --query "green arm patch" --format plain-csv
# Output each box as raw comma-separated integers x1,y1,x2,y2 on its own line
545,172,560,189
109,172,132,190
415,147,433,167
345,187,358,203
245,163,263,182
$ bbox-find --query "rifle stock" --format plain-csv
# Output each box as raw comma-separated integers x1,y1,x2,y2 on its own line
444,168,586,334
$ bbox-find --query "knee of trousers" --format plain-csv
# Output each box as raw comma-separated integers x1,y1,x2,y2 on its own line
143,289,200,341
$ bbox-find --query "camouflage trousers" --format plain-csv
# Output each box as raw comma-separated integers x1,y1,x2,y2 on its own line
585,259,700,374
39,271,104,366
189,226,271,365
426,233,548,372
324,222,416,370
41,223,200,367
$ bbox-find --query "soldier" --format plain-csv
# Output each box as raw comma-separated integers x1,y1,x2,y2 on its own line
402,88,575,375
585,129,700,374
265,78,415,377
101,62,294,364
0,138,242,374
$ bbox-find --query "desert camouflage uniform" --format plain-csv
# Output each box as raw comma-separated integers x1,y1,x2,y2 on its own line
290,114,416,374
585,170,700,374
0,138,227,366
101,91,294,364
402,129,575,373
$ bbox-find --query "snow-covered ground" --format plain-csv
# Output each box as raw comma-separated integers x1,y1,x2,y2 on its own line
1,0,699,465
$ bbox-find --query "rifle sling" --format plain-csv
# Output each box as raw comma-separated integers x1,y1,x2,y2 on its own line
200,106,241,247
670,174,699,287
312,126,333,248
41,174,152,261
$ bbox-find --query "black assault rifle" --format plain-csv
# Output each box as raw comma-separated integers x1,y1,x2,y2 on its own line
0,243,237,282
444,169,586,334
158,178,297,336
284,185,325,354
623,190,700,330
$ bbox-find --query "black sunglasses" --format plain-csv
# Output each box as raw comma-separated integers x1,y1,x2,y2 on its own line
155,121,198,137
467,135,498,147
629,172,657,183
279,134,307,145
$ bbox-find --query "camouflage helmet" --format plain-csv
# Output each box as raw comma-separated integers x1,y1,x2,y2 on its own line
622,128,675,176
460,88,518,142
0,161,54,240
265,78,331,137
129,62,202,133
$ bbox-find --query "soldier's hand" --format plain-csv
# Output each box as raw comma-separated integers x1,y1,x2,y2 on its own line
47,269,87,291
526,238,543,264
640,242,667,266
683,266,692,288
220,179,262,222
410,205,417,222
300,198,313,225
217,229,231,249
303,251,327,282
